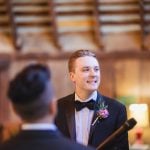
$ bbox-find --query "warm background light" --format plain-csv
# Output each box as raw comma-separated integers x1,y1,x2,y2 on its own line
129,104,149,128
129,104,149,146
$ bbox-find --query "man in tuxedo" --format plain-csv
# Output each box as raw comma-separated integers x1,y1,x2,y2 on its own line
55,50,129,150
0,64,94,150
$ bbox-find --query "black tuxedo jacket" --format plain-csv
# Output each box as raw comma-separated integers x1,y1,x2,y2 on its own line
55,92,129,150
0,129,94,150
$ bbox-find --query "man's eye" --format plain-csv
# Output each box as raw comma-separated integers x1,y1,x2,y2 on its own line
95,68,99,71
82,68,89,72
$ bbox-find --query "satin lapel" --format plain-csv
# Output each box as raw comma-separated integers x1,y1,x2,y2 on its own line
88,109,97,142
88,93,102,143
65,95,76,141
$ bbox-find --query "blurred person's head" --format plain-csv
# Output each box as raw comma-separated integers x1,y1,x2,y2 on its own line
68,50,100,99
7,64,56,123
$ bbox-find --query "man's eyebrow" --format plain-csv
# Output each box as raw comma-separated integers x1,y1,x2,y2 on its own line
83,65,99,67
82,66,89,68
81,66,99,69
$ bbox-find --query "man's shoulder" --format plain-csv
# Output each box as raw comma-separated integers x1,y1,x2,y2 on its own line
0,136,95,150
101,94,125,108
60,137,95,150
57,93,74,105
0,131,94,150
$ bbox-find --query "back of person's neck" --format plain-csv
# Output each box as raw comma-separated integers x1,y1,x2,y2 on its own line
23,115,54,124
21,115,56,130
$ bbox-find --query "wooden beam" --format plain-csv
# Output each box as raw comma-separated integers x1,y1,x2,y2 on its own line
4,51,149,61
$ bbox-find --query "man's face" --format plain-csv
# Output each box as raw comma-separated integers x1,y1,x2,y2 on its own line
70,56,100,93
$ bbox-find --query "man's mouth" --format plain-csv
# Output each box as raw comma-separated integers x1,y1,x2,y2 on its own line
87,80,97,84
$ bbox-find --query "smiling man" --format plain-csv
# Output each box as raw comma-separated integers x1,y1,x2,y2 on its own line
55,49,129,150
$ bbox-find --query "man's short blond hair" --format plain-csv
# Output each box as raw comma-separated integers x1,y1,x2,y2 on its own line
68,50,97,72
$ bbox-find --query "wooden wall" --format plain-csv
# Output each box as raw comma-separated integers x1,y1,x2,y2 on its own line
0,0,150,145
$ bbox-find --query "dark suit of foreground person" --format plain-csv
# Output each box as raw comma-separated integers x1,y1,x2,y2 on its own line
55,50,129,150
0,64,94,150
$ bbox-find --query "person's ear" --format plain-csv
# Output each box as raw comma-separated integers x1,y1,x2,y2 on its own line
69,72,75,83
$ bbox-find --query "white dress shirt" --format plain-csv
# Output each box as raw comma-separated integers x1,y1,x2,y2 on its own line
21,123,57,131
75,91,97,146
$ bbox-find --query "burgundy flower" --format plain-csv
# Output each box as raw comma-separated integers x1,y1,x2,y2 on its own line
97,109,109,119
92,101,109,126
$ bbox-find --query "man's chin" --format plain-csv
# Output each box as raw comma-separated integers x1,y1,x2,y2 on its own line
87,88,98,92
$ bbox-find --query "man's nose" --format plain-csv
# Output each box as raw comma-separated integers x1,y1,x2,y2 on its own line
90,69,96,75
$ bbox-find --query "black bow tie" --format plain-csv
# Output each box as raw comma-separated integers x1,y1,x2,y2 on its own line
74,99,96,111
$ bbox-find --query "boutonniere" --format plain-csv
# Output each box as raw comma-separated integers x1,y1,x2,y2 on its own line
92,101,109,126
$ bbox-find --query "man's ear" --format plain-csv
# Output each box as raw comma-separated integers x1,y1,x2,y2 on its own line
49,98,57,117
69,72,75,83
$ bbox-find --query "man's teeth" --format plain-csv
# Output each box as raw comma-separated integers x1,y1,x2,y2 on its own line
87,81,97,83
